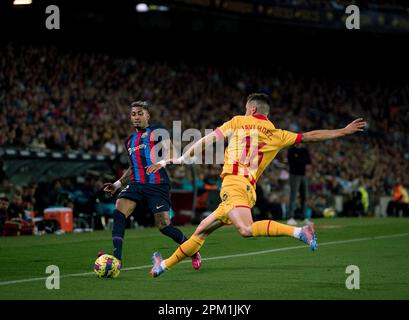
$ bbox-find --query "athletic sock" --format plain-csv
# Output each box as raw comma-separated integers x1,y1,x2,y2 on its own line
251,220,295,237
160,224,199,259
293,227,302,239
164,235,205,269
160,224,188,244
112,209,126,260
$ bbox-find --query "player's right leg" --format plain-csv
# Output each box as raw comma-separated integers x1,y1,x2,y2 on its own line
111,198,136,264
150,213,224,277
228,206,317,251
98,198,136,268
251,218,317,251
101,183,143,265
221,176,317,251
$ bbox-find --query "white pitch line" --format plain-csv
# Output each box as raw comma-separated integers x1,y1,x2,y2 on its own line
1,232,408,287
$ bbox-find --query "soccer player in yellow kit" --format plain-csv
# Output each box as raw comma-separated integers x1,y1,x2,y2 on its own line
147,93,366,277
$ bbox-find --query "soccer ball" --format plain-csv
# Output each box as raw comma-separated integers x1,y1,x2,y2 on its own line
323,207,336,218
94,254,121,278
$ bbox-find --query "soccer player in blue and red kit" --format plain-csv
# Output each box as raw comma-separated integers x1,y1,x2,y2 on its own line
102,101,201,270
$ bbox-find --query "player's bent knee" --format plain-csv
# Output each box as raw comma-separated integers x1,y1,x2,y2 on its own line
155,212,170,230
193,225,205,237
155,217,169,230
157,222,168,231
236,225,252,237
115,198,135,217
193,223,209,239
194,221,206,236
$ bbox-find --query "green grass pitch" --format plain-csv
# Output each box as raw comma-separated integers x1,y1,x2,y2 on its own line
1,217,408,300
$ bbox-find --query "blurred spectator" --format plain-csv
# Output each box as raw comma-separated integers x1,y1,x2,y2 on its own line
49,179,73,207
358,185,369,216
22,184,37,211
203,165,222,190
387,182,409,217
287,145,312,226
7,193,25,220
0,159,11,192
0,160,6,182
0,195,9,235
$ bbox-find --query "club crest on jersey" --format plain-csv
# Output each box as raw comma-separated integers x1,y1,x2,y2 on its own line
141,132,148,139
128,144,146,155
222,192,229,202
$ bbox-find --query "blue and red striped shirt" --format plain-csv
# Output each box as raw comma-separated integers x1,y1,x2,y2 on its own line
125,124,170,185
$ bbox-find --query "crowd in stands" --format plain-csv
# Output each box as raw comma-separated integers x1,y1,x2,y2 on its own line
1,44,409,231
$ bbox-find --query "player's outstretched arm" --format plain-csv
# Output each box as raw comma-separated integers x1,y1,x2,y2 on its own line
178,130,219,163
301,118,366,143
146,131,220,174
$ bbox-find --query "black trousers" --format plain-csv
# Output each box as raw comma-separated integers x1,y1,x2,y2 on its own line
288,174,308,219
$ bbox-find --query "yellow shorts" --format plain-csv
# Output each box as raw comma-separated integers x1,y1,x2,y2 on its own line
213,175,257,225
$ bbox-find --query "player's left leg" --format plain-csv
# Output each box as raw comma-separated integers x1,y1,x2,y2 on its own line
146,184,188,247
111,198,137,263
155,211,202,270
150,213,224,277
155,211,187,244
146,183,203,271
228,207,317,251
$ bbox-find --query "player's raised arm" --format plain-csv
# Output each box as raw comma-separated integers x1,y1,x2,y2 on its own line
177,130,219,164
147,130,221,174
301,118,366,143
174,117,235,164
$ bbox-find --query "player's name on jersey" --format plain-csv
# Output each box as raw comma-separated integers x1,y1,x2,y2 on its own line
239,125,274,139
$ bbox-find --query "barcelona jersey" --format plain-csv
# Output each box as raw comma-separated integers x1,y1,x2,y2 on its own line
215,114,302,187
124,124,170,184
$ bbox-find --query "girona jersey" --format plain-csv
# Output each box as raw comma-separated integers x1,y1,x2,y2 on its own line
125,124,170,184
215,114,302,186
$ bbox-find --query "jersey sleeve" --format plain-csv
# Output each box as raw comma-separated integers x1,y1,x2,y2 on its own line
277,130,303,148
214,117,237,139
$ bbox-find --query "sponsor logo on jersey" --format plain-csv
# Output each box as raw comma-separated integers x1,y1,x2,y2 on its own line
128,144,147,155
